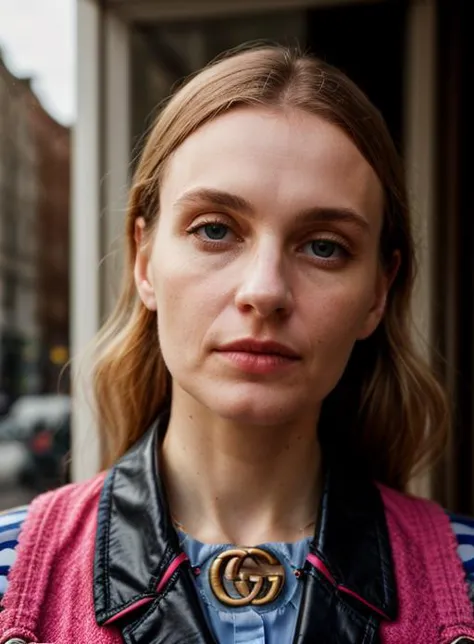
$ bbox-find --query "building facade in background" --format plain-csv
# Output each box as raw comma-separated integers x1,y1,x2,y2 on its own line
0,52,70,413
29,95,70,395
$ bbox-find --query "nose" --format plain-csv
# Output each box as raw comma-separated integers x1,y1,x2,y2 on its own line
234,239,293,319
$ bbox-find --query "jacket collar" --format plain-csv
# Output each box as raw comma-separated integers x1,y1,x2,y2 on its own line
312,446,397,619
93,413,397,639
94,413,180,624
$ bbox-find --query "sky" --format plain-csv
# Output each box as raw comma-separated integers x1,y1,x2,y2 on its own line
0,0,75,125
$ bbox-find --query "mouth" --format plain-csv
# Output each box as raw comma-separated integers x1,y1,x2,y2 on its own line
215,339,301,375
216,339,301,359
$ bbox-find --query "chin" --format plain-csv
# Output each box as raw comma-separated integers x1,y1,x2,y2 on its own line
175,372,322,427
207,392,306,428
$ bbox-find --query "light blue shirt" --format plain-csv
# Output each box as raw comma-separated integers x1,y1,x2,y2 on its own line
178,531,312,644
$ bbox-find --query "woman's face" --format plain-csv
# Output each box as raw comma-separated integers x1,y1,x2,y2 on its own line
135,107,388,427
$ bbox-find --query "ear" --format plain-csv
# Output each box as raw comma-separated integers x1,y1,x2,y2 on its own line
357,251,401,340
134,217,157,311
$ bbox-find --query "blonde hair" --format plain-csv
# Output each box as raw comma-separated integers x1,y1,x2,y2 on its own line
93,46,447,490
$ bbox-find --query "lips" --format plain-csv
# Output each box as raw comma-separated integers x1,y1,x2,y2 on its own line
216,339,300,360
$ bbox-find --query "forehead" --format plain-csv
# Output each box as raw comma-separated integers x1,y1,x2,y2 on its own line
161,106,383,224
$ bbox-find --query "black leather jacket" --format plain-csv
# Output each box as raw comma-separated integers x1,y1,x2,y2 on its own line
93,415,398,644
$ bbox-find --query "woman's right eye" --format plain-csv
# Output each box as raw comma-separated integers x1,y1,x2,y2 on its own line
193,222,231,241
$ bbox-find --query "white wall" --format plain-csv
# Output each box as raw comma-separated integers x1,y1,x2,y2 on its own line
71,0,102,480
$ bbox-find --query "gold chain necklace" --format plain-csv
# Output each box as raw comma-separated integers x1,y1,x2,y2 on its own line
171,516,316,539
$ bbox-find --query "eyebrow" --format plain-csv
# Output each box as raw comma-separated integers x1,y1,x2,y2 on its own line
174,187,370,232
174,188,254,215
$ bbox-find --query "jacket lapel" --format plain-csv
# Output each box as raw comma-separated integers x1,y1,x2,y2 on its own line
94,417,216,643
293,451,397,643
293,574,380,644
121,569,217,644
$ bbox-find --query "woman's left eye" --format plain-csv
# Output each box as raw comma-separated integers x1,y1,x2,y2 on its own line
301,239,346,260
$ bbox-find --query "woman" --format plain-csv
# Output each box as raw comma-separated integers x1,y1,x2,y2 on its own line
1,45,474,644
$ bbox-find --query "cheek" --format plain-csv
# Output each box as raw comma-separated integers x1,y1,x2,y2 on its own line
298,285,373,398
305,278,375,351
152,255,227,363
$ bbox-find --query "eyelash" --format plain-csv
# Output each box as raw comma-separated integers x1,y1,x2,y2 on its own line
186,218,352,261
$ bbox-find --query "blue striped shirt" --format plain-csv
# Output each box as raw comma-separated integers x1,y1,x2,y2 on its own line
0,506,29,597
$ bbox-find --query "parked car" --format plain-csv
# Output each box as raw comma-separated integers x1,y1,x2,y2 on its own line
0,440,29,488
0,395,71,491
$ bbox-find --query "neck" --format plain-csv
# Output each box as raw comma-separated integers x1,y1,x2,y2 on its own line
160,389,322,545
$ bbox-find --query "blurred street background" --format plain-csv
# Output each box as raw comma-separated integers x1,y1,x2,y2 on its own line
0,0,473,514
0,0,71,510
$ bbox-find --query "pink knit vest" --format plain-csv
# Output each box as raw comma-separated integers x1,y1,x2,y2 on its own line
1,476,474,643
